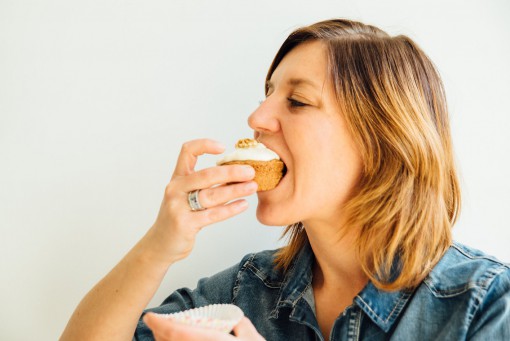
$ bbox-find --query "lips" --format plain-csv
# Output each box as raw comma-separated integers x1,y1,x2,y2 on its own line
268,147,288,186
278,154,288,180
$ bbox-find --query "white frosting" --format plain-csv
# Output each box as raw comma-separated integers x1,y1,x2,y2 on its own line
217,142,280,164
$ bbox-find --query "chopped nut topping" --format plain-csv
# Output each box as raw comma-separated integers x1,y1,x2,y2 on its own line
235,138,258,148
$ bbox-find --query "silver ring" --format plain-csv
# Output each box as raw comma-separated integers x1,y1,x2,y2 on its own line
187,189,205,211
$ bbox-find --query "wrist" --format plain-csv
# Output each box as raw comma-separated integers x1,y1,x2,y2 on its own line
134,226,181,268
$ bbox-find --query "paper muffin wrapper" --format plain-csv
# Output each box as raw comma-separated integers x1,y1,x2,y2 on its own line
156,304,244,333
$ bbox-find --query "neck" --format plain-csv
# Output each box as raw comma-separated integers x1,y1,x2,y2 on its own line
303,218,368,292
304,219,368,341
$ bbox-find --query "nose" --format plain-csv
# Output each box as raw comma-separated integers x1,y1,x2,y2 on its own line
247,98,281,137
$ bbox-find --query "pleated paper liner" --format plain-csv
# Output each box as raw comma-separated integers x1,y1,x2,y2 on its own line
157,304,244,333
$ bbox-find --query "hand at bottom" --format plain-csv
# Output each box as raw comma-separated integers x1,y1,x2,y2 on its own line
143,313,265,341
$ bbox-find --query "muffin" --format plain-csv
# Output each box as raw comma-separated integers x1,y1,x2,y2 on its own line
217,138,285,191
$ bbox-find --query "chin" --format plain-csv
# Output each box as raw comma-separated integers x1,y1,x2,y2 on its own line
255,200,294,226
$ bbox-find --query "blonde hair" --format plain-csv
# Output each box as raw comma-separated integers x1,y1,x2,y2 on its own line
271,19,461,291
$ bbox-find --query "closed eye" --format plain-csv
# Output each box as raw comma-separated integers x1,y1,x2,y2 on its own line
288,98,307,107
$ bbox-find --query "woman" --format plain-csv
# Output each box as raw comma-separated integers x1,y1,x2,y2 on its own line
61,19,510,340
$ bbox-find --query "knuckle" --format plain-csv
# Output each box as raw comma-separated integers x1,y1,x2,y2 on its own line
201,167,215,179
164,185,173,199
164,182,177,199
181,141,192,154
227,187,240,199
203,189,216,204
205,208,221,222
233,183,247,195
225,165,240,179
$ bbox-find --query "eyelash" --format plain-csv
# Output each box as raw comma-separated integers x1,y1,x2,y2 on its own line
287,98,306,107
258,98,307,107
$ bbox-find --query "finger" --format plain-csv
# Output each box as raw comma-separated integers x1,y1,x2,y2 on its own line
180,165,255,192
144,313,234,341
173,139,225,177
233,317,265,340
144,314,180,340
198,181,258,209
193,199,249,227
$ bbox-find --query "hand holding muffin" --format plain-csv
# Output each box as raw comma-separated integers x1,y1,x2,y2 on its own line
148,137,284,265
147,139,258,265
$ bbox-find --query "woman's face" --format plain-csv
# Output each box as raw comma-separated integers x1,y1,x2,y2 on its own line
248,40,363,228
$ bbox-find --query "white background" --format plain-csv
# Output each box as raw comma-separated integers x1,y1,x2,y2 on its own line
1,1,509,340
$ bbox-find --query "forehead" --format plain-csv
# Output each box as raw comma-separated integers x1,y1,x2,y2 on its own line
269,40,329,89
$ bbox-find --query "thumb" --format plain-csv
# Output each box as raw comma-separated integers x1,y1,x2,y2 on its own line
232,317,265,340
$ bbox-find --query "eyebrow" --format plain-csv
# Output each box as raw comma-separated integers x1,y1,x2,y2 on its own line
265,78,321,93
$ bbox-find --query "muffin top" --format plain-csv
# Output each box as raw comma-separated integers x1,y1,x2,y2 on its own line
216,139,280,164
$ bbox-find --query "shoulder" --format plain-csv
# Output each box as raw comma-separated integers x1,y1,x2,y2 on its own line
188,248,283,296
430,243,510,338
236,248,285,287
397,243,510,338
424,242,510,297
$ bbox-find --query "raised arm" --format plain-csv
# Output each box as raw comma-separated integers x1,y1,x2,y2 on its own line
60,139,257,341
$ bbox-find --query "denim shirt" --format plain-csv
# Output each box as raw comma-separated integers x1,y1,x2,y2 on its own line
135,242,510,340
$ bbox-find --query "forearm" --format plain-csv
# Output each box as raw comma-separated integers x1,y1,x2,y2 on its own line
60,229,175,341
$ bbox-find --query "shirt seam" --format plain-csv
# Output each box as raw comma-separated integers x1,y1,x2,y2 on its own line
466,266,509,330
356,290,411,326
452,243,510,267
271,250,303,318
233,253,258,304
245,262,283,289
423,263,509,297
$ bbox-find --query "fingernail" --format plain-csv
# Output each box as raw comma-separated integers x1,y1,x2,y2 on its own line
143,313,153,325
245,181,258,191
237,200,249,209
243,166,255,176
213,140,226,149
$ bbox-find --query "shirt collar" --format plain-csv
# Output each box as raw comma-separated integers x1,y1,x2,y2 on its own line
270,240,414,333
355,282,414,332
270,240,315,318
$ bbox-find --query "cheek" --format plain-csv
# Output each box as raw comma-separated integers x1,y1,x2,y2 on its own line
303,145,362,201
